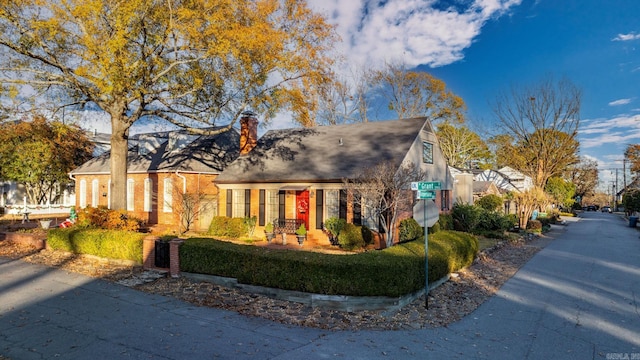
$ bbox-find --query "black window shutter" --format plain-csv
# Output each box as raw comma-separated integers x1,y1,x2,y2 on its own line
226,189,232,217
258,189,265,226
278,190,285,222
315,189,324,229
339,190,347,220
353,200,362,226
244,189,251,218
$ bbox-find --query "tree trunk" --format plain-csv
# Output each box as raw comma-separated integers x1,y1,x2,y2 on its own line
110,117,130,211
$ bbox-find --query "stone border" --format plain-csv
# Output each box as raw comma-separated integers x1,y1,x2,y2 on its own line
183,272,450,312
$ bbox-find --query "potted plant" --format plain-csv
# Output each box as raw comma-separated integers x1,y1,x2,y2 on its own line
264,222,275,243
39,218,52,230
295,223,306,245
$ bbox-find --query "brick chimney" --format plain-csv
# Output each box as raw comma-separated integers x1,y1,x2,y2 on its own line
239,110,258,155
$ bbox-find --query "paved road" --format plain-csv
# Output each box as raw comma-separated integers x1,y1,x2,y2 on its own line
1,212,639,359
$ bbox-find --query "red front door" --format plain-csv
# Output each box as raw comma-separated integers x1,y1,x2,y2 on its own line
296,190,309,230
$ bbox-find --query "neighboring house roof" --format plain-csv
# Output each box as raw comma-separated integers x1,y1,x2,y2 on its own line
617,176,640,196
216,118,431,184
473,181,497,194
70,128,240,175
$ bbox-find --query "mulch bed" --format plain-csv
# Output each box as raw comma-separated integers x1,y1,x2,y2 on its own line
0,235,545,330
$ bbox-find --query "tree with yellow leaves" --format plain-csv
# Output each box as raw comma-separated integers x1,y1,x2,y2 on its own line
0,0,337,210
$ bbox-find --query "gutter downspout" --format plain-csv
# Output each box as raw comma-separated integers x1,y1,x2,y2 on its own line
175,170,186,194
68,174,76,207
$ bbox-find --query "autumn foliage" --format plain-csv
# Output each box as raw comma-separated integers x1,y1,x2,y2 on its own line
76,206,142,232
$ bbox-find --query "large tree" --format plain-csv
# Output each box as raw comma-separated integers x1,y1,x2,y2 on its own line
372,62,466,123
436,122,491,168
0,0,336,210
624,144,640,173
0,115,94,204
491,77,581,187
566,156,598,199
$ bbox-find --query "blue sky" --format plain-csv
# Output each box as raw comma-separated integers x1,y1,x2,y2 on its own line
306,0,640,189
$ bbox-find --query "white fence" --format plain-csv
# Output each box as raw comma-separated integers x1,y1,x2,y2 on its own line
3,204,73,217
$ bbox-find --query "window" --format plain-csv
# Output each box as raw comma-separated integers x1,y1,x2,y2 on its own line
107,179,111,209
232,189,245,218
441,190,450,211
325,190,340,219
362,203,378,231
163,178,173,212
127,179,135,211
79,180,87,208
423,142,433,164
144,178,152,212
91,179,99,207
266,190,279,223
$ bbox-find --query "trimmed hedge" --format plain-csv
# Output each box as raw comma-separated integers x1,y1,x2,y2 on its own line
47,228,145,263
208,216,247,238
180,230,478,297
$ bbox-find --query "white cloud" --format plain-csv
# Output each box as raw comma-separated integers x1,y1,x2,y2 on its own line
308,0,522,69
608,98,632,106
612,32,640,41
579,114,640,148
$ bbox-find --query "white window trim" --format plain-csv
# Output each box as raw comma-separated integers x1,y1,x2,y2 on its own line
127,179,135,211
144,178,152,212
163,178,173,213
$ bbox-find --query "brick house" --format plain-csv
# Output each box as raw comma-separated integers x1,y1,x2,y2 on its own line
215,117,453,247
69,124,242,232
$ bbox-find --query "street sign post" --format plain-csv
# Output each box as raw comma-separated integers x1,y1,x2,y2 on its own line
411,181,441,191
416,190,436,199
410,181,441,309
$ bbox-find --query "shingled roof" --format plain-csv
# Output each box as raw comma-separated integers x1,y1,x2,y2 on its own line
216,117,430,184
70,128,240,175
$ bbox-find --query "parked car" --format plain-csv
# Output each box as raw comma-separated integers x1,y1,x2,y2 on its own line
586,205,596,211
601,206,612,213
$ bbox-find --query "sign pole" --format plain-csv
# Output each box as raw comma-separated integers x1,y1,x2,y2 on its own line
424,198,428,309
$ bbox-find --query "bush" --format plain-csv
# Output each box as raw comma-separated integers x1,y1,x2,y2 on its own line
438,214,454,231
76,206,142,231
208,216,247,238
476,194,503,211
475,208,515,233
179,230,479,297
47,228,145,263
428,221,440,234
244,216,257,237
399,218,423,242
451,203,480,232
338,223,365,250
324,217,346,245
361,225,374,245
526,219,542,233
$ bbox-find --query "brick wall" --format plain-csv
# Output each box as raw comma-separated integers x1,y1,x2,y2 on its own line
73,172,219,232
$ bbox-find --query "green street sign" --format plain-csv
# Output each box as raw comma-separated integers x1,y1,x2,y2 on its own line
411,181,441,191
416,190,436,199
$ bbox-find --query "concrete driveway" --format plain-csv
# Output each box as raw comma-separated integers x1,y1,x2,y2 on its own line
1,212,639,359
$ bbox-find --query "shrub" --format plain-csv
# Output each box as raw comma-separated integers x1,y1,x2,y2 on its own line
438,214,454,230
324,217,346,245
451,203,480,232
179,230,478,297
361,225,374,245
428,221,440,234
75,206,141,231
399,218,423,242
338,223,365,251
244,216,257,237
526,219,542,233
476,194,503,211
475,208,515,233
47,228,145,263
208,216,247,238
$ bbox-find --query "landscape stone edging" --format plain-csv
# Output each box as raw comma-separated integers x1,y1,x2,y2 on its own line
183,272,450,312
